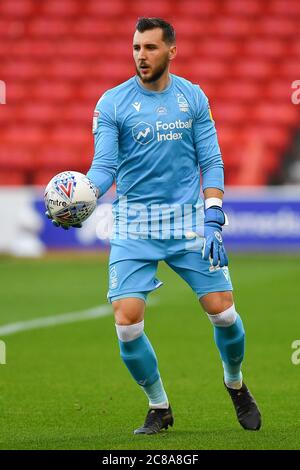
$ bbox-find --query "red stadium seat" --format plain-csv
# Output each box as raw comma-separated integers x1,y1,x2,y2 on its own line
217,127,244,165
72,18,118,37
244,125,290,151
176,0,217,16
197,39,239,59
187,60,228,82
0,171,26,185
84,0,125,16
50,126,91,146
172,18,207,38
0,0,299,187
264,80,295,102
244,38,285,59
254,103,298,127
41,0,80,17
10,39,58,58
280,60,300,79
63,104,93,124
78,81,114,101
35,146,92,179
212,102,247,125
270,0,300,16
47,61,88,80
32,81,74,102
5,82,27,102
91,61,133,81
29,19,72,37
129,0,173,17
224,0,262,16
3,126,45,146
99,41,133,60
219,81,261,102
0,104,13,126
289,41,300,58
211,17,252,36
2,61,44,80
257,17,297,36
0,0,33,17
233,59,273,80
0,19,26,39
38,146,84,170
58,40,101,59
0,146,34,170
21,103,59,125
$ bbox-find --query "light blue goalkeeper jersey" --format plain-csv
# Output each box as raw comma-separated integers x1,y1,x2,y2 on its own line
87,74,224,237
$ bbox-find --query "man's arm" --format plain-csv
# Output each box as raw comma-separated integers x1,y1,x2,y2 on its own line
203,188,223,208
86,92,119,197
46,92,118,229
194,87,228,266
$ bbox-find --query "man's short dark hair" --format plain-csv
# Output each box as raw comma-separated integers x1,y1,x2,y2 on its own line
136,17,176,45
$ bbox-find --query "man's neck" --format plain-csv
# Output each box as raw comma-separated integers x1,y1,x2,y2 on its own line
138,73,171,92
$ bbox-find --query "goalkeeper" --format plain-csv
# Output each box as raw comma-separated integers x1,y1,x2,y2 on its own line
49,17,261,434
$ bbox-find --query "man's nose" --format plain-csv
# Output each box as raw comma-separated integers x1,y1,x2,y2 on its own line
138,48,146,61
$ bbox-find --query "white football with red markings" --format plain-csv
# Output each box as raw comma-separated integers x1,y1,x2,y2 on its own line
44,171,98,226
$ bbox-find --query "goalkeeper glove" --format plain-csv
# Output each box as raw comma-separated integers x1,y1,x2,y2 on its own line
45,211,82,230
202,206,228,267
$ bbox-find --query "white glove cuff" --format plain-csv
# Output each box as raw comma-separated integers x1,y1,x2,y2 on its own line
204,197,223,210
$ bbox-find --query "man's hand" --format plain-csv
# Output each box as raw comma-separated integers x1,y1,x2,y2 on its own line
202,206,228,267
45,211,82,230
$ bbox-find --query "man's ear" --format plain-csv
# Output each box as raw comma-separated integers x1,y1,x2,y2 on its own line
169,45,177,61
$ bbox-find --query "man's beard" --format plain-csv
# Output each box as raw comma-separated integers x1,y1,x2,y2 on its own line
136,57,169,83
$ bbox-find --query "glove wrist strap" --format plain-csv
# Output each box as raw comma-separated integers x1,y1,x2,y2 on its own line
204,206,225,226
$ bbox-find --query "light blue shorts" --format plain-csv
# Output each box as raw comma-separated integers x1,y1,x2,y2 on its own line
107,237,233,303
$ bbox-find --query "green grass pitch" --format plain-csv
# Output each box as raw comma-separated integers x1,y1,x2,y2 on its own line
0,253,299,450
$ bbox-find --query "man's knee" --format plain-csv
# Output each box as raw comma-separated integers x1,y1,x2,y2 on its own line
200,291,234,315
113,297,145,325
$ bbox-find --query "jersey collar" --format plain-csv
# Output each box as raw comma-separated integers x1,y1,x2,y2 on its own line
134,75,173,96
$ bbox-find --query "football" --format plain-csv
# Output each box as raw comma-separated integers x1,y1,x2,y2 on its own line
44,171,98,226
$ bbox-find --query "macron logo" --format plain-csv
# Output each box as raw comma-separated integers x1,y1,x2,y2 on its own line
137,127,151,140
132,102,141,112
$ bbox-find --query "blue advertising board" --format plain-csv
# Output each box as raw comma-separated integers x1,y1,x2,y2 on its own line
36,187,300,252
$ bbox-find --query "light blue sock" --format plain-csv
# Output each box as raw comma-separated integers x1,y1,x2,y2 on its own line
142,377,169,409
207,307,245,386
116,322,168,407
119,333,159,386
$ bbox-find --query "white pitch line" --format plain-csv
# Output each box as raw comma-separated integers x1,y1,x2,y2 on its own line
0,297,159,337
0,304,112,337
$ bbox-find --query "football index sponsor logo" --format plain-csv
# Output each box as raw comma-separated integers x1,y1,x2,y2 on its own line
156,119,193,142
132,121,154,145
132,119,193,144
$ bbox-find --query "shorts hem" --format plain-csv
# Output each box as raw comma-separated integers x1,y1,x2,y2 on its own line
109,292,147,303
197,286,233,299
